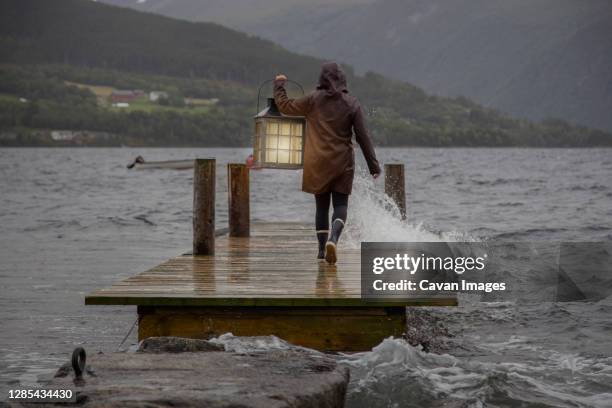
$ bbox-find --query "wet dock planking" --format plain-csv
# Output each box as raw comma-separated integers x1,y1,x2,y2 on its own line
86,222,457,351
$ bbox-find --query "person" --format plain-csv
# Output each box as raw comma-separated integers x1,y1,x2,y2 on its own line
274,62,381,264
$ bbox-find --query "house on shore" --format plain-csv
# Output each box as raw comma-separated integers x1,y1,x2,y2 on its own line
51,130,76,141
110,90,144,103
149,91,169,102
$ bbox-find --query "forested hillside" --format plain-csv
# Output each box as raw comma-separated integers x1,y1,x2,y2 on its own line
0,0,610,146
104,0,612,132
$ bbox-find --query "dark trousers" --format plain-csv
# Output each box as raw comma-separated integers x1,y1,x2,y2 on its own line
315,191,348,232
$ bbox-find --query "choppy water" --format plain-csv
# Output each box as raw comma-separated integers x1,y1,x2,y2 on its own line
1,147,611,407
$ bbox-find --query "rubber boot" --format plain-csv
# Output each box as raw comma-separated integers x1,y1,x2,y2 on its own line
325,219,345,264
316,231,328,260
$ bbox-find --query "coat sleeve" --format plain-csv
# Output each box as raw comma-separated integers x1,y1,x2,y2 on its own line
273,80,312,116
353,104,381,175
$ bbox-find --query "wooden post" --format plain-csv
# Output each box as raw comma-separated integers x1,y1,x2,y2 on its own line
227,163,250,237
193,158,215,255
384,163,406,220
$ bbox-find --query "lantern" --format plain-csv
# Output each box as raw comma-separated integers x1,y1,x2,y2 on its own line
253,80,306,169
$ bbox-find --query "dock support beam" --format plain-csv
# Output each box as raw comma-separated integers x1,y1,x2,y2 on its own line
193,158,215,255
227,163,250,237
384,163,407,220
138,305,407,352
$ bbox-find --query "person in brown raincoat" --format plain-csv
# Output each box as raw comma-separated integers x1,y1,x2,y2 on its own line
274,62,381,264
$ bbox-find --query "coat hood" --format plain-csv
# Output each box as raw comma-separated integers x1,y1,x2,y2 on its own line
316,62,348,97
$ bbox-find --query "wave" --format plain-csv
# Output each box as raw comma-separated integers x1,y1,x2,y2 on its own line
495,202,524,207
339,334,612,408
469,177,530,186
568,184,608,192
22,219,83,232
492,228,569,240
207,324,612,408
344,173,474,247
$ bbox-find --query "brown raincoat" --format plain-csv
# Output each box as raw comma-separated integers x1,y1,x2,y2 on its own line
274,62,381,195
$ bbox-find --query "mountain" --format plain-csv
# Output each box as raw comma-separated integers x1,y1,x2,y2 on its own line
101,0,612,132
0,0,609,147
100,0,373,28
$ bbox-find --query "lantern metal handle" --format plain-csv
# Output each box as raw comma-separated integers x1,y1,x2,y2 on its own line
256,79,305,114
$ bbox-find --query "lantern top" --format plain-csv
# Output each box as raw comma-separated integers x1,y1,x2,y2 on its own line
255,78,305,118
255,98,304,119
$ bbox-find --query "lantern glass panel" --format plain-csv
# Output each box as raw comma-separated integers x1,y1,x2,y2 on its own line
265,149,277,162
278,134,290,150
291,150,302,164
292,123,303,136
266,134,278,149
280,122,291,136
277,150,290,164
253,106,305,168
267,121,279,135
291,136,302,150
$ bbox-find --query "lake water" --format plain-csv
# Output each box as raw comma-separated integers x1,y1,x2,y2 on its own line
1,147,611,407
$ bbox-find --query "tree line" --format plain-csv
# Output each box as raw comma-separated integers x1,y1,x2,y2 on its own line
0,0,610,146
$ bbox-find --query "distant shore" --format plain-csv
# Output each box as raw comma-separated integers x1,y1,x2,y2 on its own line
2,143,612,148
2,130,612,148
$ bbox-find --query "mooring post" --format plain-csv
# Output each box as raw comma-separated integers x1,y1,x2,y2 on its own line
193,158,215,255
384,163,407,220
227,163,250,237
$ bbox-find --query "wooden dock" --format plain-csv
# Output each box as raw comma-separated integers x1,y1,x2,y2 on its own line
87,160,456,351
86,222,457,351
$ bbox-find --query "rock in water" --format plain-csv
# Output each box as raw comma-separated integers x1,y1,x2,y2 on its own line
12,348,349,408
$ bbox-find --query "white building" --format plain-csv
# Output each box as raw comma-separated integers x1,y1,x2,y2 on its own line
149,91,169,102
51,131,75,141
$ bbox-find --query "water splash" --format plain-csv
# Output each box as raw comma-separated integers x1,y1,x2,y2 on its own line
209,333,308,354
343,172,472,247
336,337,488,406
337,333,612,408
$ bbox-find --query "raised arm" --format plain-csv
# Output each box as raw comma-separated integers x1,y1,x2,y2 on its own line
273,78,311,116
353,104,381,176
